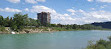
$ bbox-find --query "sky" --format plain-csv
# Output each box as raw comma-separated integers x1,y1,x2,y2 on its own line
0,0,111,25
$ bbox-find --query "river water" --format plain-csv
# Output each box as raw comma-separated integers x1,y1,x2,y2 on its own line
0,30,111,49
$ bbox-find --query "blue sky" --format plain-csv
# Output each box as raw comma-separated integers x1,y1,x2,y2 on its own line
0,0,111,24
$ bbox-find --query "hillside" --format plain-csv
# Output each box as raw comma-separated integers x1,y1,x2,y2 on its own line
91,21,111,29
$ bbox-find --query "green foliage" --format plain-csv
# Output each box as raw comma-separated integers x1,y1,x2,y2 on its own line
13,13,28,26
0,16,4,26
0,26,5,32
79,24,102,30
50,24,57,27
49,24,103,31
52,27,67,31
4,16,10,27
0,13,41,31
10,25,18,31
86,36,111,49
108,36,111,41
28,18,38,26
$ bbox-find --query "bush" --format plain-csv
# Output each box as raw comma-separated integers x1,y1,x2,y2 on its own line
86,36,111,49
0,26,5,32
10,25,18,31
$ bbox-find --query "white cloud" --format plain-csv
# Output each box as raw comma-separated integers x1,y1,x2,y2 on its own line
71,13,76,15
62,9,111,24
25,0,45,4
37,0,45,2
67,9,76,15
7,0,20,3
78,9,85,13
30,5,56,13
74,10,111,24
34,18,37,20
88,11,111,19
87,0,111,3
96,0,111,3
63,14,70,16
0,7,22,12
91,8,95,10
100,5,107,9
67,9,76,13
87,0,93,2
24,8,29,11
101,6,104,9
25,0,37,4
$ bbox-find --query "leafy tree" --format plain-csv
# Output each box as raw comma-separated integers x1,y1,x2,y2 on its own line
13,13,29,30
0,26,5,32
72,24,79,29
4,16,10,27
0,15,4,26
46,23,51,27
28,18,38,26
50,24,57,27
10,25,17,31
36,20,41,27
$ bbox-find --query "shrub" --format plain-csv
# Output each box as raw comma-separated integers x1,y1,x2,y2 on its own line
86,36,111,49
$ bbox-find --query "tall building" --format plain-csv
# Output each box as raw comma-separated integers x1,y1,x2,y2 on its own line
37,12,51,25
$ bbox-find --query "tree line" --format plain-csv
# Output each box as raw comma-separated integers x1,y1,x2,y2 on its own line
0,13,41,31
92,22,111,29
0,13,103,32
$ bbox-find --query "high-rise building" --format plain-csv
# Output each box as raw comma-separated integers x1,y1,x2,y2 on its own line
37,12,51,25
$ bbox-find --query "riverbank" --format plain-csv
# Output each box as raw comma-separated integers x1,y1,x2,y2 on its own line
0,27,109,34
0,27,58,34
16,28,57,34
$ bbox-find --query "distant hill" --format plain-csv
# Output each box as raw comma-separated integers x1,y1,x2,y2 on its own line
91,21,111,29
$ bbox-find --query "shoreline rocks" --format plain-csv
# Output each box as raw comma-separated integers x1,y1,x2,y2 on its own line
14,28,57,34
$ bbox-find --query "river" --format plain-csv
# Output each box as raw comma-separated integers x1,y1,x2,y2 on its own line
0,30,111,49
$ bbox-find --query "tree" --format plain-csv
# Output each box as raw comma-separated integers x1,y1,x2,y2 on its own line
28,18,36,26
12,13,29,31
46,23,51,27
4,16,10,27
0,15,4,26
13,13,28,26
36,20,41,27
51,24,57,27
11,25,17,31
72,24,78,29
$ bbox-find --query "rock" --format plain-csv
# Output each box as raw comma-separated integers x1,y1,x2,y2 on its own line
11,31,16,34
24,30,30,33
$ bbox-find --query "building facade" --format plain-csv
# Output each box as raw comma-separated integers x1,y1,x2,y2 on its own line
37,12,51,25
